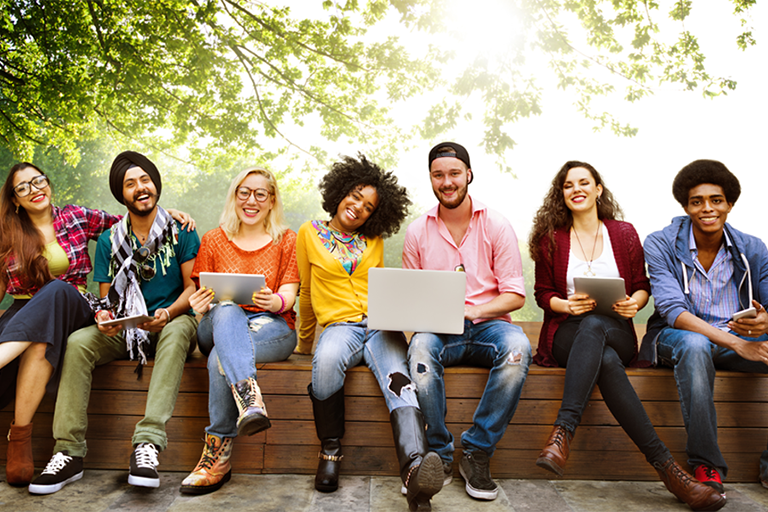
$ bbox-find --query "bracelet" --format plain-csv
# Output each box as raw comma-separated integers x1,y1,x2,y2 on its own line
275,293,286,314
159,308,171,322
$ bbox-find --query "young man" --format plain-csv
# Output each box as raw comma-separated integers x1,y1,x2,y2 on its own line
403,142,531,501
642,159,768,496
29,151,200,494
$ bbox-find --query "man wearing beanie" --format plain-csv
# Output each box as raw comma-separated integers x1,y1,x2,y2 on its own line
641,160,768,497
403,142,531,501
30,151,200,494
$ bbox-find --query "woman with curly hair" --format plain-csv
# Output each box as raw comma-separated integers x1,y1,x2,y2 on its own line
180,167,298,495
297,155,443,511
529,161,724,511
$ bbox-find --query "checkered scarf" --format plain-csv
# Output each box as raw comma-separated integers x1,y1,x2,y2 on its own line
86,206,177,363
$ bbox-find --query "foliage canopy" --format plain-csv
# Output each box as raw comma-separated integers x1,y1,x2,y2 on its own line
0,0,757,167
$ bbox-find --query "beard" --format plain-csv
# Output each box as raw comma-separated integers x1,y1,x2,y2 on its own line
434,181,468,210
124,190,158,217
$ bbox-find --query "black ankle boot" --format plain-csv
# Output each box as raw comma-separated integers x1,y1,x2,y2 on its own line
391,406,444,511
308,384,345,493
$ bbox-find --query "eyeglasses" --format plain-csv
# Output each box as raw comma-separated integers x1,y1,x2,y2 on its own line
236,186,270,202
13,175,49,198
134,246,156,281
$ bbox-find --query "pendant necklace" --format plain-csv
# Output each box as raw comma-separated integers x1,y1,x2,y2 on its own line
573,220,601,276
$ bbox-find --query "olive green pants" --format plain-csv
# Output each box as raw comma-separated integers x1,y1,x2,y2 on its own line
52,315,197,457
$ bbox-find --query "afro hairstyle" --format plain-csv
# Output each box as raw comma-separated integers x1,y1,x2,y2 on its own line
318,154,411,239
672,159,741,207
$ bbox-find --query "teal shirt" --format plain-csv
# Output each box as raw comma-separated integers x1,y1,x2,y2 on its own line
94,220,200,315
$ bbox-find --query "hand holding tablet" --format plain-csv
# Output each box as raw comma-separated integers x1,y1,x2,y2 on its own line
573,276,626,319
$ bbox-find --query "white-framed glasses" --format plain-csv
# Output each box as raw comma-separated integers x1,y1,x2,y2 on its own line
13,175,49,198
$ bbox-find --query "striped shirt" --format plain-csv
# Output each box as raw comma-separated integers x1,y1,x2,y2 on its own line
688,227,740,330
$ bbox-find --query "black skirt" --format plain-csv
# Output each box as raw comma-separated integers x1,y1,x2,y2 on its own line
0,279,94,409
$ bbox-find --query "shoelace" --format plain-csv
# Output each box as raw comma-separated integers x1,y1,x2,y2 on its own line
550,427,569,449
700,466,720,481
467,453,494,486
135,443,159,469
667,461,695,487
41,452,72,475
195,439,225,471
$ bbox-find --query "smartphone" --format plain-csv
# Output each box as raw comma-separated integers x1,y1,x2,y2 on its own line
732,307,757,321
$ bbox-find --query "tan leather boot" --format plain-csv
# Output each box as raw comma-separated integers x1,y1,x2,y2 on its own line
6,422,34,486
535,425,572,477
654,458,726,511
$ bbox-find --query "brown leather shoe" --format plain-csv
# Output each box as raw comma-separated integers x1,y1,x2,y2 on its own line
535,425,572,477
6,422,34,486
654,458,726,511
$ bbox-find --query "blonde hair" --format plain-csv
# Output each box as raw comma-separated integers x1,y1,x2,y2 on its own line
220,167,288,243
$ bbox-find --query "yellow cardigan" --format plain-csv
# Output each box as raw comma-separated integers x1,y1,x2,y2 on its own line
296,221,383,353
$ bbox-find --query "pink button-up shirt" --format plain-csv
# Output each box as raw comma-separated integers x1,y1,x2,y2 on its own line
402,197,525,323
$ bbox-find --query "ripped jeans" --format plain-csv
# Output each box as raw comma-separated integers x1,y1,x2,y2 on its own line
312,318,418,411
408,319,531,462
198,303,296,438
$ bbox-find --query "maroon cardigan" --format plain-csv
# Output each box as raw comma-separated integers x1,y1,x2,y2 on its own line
532,219,651,367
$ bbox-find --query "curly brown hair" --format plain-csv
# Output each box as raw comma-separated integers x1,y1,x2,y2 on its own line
318,154,411,239
528,161,623,262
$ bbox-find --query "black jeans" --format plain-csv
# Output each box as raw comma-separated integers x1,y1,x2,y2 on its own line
552,314,670,465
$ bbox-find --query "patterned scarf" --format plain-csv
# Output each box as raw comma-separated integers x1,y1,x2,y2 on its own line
86,206,178,364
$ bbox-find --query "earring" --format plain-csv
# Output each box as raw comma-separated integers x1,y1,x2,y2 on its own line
15,204,19,214
596,196,602,205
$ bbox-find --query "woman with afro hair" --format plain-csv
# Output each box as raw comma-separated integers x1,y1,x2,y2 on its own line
296,154,444,511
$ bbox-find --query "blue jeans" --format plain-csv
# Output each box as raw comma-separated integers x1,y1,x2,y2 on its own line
408,319,531,462
553,315,670,465
311,319,418,411
199,303,296,438
657,327,768,479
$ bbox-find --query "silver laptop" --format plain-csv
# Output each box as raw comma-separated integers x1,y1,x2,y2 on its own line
199,272,266,305
367,267,466,335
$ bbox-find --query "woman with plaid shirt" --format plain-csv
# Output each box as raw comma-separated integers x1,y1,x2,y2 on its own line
0,162,191,487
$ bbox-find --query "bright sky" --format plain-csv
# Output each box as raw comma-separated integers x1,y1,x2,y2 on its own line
278,1,767,245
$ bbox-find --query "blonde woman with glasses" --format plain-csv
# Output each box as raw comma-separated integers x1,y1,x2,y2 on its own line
180,167,299,495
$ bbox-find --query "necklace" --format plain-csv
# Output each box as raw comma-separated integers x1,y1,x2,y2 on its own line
572,220,602,276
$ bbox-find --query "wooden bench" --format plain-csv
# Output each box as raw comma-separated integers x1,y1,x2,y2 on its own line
3,321,768,482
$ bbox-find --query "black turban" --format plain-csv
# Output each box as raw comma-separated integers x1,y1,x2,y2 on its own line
109,151,162,205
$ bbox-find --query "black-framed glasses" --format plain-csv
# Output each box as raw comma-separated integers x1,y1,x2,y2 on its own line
13,175,49,198
236,186,270,202
134,246,156,281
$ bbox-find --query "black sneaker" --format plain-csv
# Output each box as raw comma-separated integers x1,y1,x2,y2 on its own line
443,461,453,486
459,450,498,500
28,451,84,495
128,443,160,488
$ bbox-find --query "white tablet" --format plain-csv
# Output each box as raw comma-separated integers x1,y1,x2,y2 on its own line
573,276,626,319
199,272,266,305
99,314,154,330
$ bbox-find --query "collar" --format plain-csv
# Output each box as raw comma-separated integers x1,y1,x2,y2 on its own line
688,224,732,256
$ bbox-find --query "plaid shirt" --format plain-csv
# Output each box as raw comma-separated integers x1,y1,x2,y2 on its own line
4,204,121,296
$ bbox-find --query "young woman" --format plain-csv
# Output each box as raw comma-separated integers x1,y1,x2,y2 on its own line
0,163,120,486
529,161,724,511
0,162,193,486
180,168,299,495
297,155,443,511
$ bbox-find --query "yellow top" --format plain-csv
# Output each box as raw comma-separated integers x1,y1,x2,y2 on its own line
296,221,383,353
13,240,83,299
45,239,70,277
